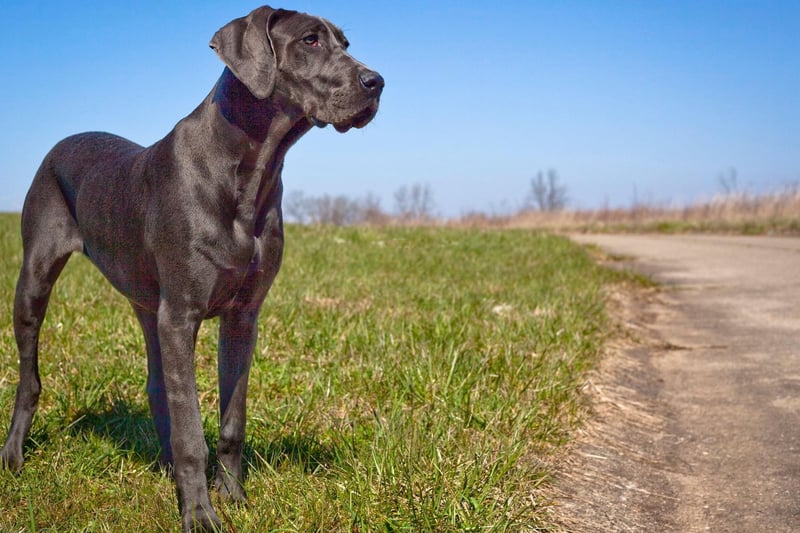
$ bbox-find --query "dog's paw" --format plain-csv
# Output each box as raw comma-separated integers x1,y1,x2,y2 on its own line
181,503,222,533
0,444,24,473
215,474,247,504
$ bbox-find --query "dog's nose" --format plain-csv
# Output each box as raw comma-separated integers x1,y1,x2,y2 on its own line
359,70,384,92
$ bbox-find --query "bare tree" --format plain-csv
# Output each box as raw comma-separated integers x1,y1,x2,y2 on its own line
284,190,311,224
358,192,388,224
309,194,351,225
719,167,738,194
283,190,389,226
394,183,436,220
527,170,567,211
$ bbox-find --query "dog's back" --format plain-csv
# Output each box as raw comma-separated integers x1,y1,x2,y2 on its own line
32,132,146,218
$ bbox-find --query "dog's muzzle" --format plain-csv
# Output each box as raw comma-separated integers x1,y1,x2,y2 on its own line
315,70,384,133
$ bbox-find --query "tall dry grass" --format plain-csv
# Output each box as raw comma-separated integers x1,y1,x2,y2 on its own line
453,186,800,235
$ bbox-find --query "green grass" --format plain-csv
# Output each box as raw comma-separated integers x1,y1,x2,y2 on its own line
0,213,623,531
581,217,800,235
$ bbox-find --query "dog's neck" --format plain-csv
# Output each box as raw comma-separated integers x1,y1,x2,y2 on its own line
211,68,307,144
202,68,313,235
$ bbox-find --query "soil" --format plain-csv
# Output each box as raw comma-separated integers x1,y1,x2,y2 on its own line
555,234,800,532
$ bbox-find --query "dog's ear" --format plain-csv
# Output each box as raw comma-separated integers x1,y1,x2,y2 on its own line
210,7,291,99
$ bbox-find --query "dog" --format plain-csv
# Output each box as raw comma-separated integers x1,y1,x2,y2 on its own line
0,6,383,531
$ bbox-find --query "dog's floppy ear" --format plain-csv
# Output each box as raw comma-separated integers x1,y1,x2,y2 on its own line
209,6,291,99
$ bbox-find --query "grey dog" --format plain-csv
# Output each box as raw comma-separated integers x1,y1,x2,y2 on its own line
0,5,383,531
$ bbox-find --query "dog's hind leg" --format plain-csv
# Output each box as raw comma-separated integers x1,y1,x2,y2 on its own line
0,165,82,471
215,308,259,502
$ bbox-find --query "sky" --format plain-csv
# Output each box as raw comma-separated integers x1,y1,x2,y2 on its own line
1,1,798,217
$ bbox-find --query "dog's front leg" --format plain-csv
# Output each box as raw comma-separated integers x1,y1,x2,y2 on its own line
131,306,175,466
215,309,259,502
157,302,221,533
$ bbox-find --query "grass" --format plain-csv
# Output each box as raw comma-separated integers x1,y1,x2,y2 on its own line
0,213,623,531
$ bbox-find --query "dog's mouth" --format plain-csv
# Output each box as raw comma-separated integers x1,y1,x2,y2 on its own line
312,101,380,133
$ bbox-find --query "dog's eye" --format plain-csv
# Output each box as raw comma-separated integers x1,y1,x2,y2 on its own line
303,34,320,47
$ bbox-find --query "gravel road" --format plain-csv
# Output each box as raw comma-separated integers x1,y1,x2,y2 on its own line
560,234,800,532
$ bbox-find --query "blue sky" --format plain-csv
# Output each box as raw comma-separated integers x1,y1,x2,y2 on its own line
1,1,798,216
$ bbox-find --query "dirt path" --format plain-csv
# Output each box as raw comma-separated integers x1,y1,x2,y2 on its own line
559,234,800,532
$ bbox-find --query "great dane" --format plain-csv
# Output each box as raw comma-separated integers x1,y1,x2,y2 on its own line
0,6,383,531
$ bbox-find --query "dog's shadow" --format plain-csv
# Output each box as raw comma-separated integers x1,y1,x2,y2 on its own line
64,399,337,480
67,399,162,466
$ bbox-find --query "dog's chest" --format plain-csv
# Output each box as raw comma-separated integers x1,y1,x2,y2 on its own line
204,231,256,306
205,220,280,315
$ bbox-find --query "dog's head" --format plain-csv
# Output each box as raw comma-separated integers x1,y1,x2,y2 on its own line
210,6,383,132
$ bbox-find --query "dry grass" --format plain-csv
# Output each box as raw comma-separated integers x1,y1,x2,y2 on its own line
550,281,679,532
452,187,800,235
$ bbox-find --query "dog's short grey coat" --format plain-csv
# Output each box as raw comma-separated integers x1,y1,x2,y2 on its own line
0,6,382,531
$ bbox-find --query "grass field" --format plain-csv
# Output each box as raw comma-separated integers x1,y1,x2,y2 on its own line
0,212,624,532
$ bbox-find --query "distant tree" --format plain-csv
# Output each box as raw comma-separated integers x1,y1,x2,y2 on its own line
284,190,311,224
719,167,738,194
283,190,388,226
394,183,436,220
310,194,353,226
527,170,567,211
358,192,388,224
